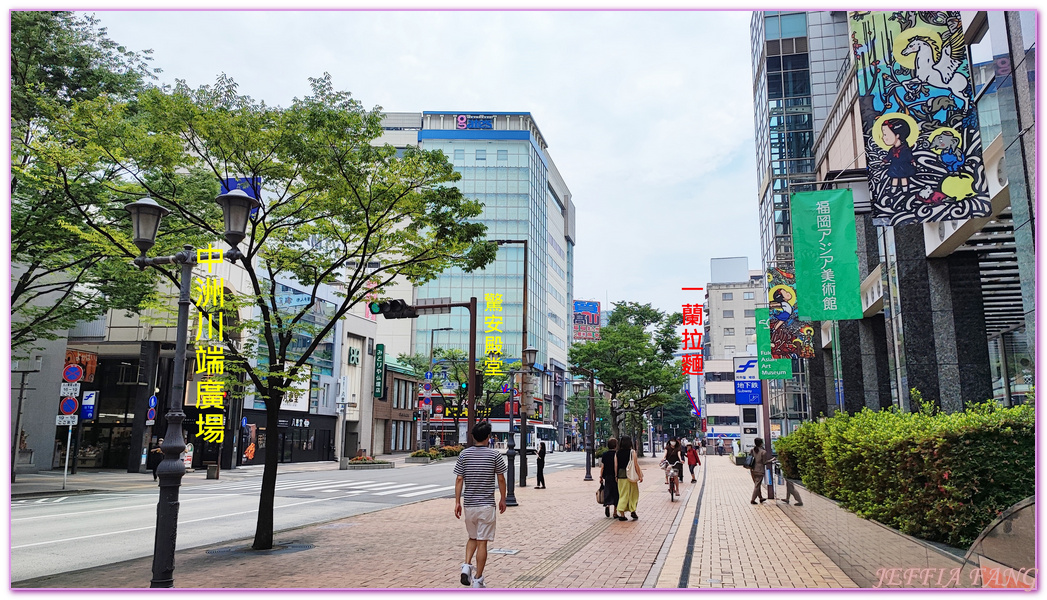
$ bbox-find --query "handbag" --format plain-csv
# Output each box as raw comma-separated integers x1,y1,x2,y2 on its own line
626,450,640,483
744,450,756,470
596,483,605,504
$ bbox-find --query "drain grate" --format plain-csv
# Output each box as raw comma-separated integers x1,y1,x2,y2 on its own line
203,543,314,557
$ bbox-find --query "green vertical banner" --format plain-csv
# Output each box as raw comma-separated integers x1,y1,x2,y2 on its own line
755,308,793,379
791,189,863,320
373,343,385,397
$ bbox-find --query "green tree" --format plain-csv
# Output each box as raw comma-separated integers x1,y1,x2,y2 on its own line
656,391,698,439
11,11,161,356
42,73,496,549
569,301,684,455
399,348,519,443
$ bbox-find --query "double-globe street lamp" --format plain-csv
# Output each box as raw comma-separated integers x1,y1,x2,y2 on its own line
502,345,538,507
425,327,453,450
124,189,259,588
569,366,598,482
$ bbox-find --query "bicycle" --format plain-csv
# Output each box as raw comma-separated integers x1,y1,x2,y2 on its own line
662,459,683,502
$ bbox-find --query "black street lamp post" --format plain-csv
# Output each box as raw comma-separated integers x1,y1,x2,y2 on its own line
125,189,258,588
570,366,597,482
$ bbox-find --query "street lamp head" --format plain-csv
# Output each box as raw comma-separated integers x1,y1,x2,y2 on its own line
214,189,260,249
522,346,538,368
124,198,171,256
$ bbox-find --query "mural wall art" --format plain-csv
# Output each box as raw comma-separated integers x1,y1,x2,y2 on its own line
767,266,815,359
850,11,991,226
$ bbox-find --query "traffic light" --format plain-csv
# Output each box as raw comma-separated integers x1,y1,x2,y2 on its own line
367,299,417,319
412,411,419,422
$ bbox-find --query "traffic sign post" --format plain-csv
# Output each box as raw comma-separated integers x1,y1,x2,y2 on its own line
60,382,81,397
60,397,79,415
56,416,78,490
63,363,84,383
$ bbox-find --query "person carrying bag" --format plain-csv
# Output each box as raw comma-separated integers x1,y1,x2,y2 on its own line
614,436,643,521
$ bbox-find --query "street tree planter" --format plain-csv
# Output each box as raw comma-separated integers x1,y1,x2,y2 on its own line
406,456,440,464
735,455,747,466
343,462,394,470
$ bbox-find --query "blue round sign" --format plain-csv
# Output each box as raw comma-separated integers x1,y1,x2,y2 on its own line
60,397,79,415
148,395,158,408
424,397,431,405
63,364,84,383
241,417,248,427
146,407,157,421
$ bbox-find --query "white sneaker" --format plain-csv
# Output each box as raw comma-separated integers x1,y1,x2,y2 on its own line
471,575,486,588
460,563,474,586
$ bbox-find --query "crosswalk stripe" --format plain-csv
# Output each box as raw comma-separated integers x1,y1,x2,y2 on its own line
370,484,436,496
293,481,376,492
397,485,456,498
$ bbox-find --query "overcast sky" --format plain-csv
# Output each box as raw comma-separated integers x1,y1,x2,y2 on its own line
81,8,761,316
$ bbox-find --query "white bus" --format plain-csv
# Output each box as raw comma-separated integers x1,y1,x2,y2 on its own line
489,420,558,454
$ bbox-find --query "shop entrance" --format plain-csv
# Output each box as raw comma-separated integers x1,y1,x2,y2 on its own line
58,424,134,469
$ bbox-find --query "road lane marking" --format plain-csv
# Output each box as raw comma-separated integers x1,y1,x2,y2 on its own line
369,484,436,496
10,495,238,522
397,485,455,497
292,481,376,492
11,495,348,549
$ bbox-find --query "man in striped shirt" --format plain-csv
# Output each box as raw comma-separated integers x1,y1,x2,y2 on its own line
454,421,507,588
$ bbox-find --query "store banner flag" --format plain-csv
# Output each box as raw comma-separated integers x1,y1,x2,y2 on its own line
791,189,863,321
767,266,815,359
849,11,990,226
755,308,793,379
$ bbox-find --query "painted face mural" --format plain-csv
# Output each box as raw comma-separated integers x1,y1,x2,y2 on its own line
850,11,991,225
767,266,814,359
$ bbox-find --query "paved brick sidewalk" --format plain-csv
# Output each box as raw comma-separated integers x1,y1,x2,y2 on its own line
16,455,690,589
655,455,858,588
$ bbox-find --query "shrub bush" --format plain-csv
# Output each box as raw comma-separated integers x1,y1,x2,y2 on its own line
439,445,464,457
347,455,390,464
427,449,442,460
774,401,1034,548
409,450,429,458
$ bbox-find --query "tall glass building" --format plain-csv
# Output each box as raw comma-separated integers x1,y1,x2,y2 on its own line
750,11,850,430
376,112,576,436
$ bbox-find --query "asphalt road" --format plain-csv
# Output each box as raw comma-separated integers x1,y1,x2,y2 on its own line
10,450,588,582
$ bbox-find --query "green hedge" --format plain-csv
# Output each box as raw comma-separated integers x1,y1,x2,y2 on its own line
774,401,1034,548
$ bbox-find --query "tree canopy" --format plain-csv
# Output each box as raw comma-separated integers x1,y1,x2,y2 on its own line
568,301,684,450
39,70,497,548
11,11,161,356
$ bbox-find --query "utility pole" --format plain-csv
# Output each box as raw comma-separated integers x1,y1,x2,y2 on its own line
11,358,41,484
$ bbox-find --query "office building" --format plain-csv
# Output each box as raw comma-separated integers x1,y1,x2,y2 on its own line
373,111,577,445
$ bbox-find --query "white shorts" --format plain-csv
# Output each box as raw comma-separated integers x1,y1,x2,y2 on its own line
463,505,497,541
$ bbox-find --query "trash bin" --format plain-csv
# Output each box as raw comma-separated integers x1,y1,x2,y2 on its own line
205,461,219,480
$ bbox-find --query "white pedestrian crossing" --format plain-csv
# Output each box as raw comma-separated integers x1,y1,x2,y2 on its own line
181,477,461,500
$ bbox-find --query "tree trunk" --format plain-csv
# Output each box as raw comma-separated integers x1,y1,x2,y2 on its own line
452,417,461,444
252,392,281,550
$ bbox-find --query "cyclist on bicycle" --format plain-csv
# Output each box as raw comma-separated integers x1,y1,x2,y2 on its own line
662,438,684,486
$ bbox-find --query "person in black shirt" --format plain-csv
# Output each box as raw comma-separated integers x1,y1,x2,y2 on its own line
599,438,620,518
534,442,547,489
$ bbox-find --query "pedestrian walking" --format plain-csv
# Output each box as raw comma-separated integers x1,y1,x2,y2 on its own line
534,442,547,489
716,438,724,456
679,436,689,451
614,435,643,521
454,421,508,588
748,438,775,504
599,438,621,518
685,443,701,483
148,438,164,481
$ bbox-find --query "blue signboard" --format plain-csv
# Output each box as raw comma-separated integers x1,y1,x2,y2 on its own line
81,404,95,420
734,380,762,405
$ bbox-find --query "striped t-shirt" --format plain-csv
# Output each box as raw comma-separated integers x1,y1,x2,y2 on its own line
454,446,508,507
